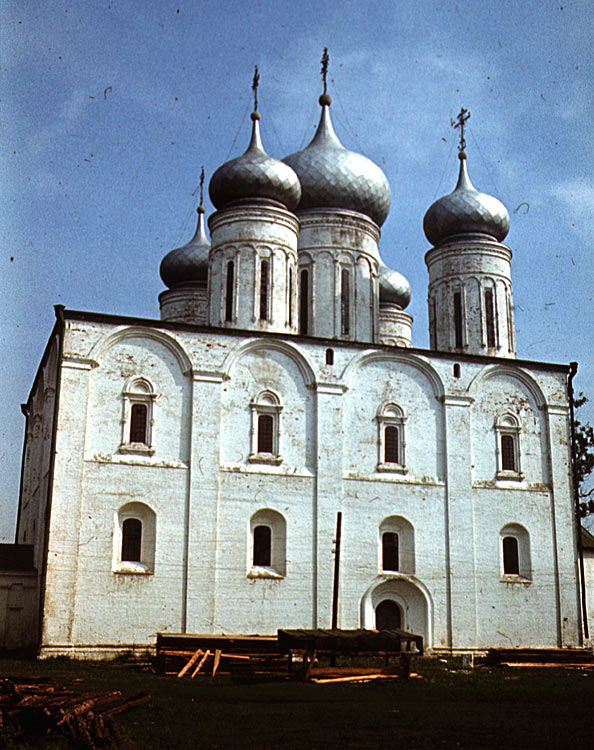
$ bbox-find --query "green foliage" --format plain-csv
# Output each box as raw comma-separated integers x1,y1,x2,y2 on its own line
575,394,594,516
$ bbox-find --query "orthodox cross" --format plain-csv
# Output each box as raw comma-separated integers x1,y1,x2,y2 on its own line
199,166,205,206
252,65,260,112
451,107,470,152
321,47,329,95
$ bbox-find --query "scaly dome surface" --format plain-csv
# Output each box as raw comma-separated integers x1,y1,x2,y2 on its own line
283,95,391,227
209,112,301,211
378,262,411,309
160,206,210,288
423,152,510,246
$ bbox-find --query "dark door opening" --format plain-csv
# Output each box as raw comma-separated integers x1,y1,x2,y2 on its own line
375,599,402,630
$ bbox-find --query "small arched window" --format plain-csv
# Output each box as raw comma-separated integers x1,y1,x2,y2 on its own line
377,403,406,473
114,502,156,574
500,524,531,580
495,413,522,480
382,532,399,572
129,404,148,444
485,289,497,348
253,525,271,567
249,390,282,465
259,259,269,321
225,260,235,322
299,268,309,335
341,268,351,336
379,516,414,574
257,414,274,454
249,509,286,577
454,290,464,349
120,378,156,455
121,518,142,562
501,435,516,471
325,348,334,366
384,425,400,464
502,536,519,574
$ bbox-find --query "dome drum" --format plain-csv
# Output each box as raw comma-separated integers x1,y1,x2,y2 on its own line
297,209,381,263
378,305,413,348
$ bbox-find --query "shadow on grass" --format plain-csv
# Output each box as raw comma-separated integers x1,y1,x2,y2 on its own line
1,655,593,749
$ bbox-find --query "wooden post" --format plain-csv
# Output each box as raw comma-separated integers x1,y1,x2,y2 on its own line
331,512,342,630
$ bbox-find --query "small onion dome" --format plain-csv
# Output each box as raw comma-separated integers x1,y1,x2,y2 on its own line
283,95,391,227
423,152,510,246
209,112,301,211
160,206,210,288
378,262,411,309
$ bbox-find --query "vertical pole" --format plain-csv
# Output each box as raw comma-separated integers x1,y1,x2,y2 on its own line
331,512,342,630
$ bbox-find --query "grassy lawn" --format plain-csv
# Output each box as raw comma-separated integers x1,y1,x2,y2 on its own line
1,655,593,749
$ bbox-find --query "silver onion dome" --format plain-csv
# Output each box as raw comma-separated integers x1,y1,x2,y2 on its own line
283,95,391,227
423,152,510,246
160,206,210,288
378,262,411,309
209,112,301,211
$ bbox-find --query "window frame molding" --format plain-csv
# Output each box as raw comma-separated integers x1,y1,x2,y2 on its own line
119,377,157,456
379,515,415,575
500,523,532,584
248,389,283,465
248,508,286,578
376,402,407,474
113,501,156,575
494,412,523,481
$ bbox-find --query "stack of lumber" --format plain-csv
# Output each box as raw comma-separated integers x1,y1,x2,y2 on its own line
0,676,150,748
482,648,594,668
157,630,423,682
157,633,289,680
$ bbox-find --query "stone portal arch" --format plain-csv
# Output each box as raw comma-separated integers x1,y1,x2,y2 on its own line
360,575,433,649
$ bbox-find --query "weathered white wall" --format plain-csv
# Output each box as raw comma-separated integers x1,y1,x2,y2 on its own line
30,316,581,657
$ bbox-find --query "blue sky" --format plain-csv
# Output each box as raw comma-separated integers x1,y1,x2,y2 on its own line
1,0,593,538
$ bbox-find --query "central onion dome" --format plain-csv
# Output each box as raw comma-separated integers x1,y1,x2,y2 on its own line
283,94,391,226
378,262,411,309
209,111,301,211
423,151,510,246
160,205,210,288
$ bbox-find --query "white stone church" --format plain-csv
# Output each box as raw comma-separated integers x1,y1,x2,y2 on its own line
8,80,585,657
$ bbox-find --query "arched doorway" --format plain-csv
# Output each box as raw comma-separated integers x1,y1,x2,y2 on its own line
375,599,402,630
361,576,433,649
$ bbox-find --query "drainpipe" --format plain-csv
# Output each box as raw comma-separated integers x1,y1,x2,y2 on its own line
568,361,588,640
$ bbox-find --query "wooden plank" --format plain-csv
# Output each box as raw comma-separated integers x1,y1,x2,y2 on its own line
162,649,251,660
177,649,203,678
212,649,222,677
191,649,211,678
311,673,420,684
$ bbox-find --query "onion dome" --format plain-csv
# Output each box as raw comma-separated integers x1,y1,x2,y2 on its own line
209,111,301,211
378,262,411,309
283,94,391,226
160,205,210,288
423,151,510,246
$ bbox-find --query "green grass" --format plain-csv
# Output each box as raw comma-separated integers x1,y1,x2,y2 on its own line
1,656,593,749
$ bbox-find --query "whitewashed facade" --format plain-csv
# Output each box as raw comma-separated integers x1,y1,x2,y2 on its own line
14,93,584,657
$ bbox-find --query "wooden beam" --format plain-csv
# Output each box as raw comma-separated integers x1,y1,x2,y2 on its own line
212,649,222,677
191,649,211,678
177,649,203,678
